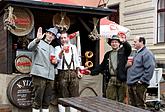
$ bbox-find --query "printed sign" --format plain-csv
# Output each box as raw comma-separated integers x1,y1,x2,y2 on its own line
3,6,34,36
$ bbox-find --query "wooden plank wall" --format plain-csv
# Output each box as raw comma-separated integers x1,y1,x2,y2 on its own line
0,14,13,74
123,0,155,46
0,14,8,73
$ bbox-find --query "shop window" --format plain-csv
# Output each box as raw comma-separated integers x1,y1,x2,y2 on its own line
157,0,165,43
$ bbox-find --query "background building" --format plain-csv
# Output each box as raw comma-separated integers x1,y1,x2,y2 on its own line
106,0,165,76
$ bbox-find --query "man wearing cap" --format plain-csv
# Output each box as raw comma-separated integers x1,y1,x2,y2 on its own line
86,35,131,103
28,27,58,112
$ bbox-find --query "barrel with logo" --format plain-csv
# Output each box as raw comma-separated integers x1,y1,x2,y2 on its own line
15,55,32,74
3,6,34,36
7,75,32,108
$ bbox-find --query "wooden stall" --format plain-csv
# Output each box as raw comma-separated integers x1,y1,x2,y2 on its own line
0,0,115,74
0,0,115,111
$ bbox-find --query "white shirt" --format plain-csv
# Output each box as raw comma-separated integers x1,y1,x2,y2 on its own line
55,44,80,70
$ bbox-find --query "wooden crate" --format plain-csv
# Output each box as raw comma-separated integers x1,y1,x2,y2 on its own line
0,104,12,112
160,81,165,95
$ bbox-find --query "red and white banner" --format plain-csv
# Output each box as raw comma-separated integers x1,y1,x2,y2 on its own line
100,17,131,38
69,31,82,65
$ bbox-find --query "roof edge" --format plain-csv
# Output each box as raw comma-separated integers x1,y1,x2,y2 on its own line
1,0,116,16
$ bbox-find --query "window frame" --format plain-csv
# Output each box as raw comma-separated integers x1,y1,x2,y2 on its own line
157,0,165,43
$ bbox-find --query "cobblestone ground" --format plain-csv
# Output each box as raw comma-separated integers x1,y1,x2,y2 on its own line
159,103,165,112
159,98,165,112
146,100,165,112
144,93,165,112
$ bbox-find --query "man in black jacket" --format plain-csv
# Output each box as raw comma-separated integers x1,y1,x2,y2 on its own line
87,35,131,103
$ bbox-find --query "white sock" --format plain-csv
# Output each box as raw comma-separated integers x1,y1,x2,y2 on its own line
42,109,49,112
58,104,66,112
70,107,77,112
32,108,40,112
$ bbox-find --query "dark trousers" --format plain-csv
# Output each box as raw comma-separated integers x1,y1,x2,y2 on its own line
58,70,79,98
128,83,148,109
32,75,54,109
106,79,126,103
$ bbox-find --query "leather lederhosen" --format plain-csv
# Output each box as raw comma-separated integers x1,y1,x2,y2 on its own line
57,47,79,98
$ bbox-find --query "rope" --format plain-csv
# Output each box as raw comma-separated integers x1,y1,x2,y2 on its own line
88,17,101,41
56,12,70,31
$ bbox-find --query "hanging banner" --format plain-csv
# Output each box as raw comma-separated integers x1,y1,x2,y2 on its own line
69,31,82,65
100,17,131,38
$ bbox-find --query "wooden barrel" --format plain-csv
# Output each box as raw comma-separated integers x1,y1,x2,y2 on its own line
7,75,32,108
15,55,32,74
3,6,34,36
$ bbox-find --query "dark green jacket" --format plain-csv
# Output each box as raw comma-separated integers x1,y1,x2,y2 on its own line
91,41,132,83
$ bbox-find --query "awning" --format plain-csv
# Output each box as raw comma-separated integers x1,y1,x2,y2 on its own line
0,0,116,17
40,0,103,7
41,0,76,5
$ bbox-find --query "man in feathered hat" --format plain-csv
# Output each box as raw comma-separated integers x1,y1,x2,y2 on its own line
86,35,132,103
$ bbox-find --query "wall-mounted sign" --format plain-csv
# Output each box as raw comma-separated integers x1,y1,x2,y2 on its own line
3,6,34,36
7,75,32,108
15,55,32,74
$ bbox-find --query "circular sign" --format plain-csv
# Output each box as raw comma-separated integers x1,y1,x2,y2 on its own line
7,75,32,108
3,6,34,36
15,55,32,74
